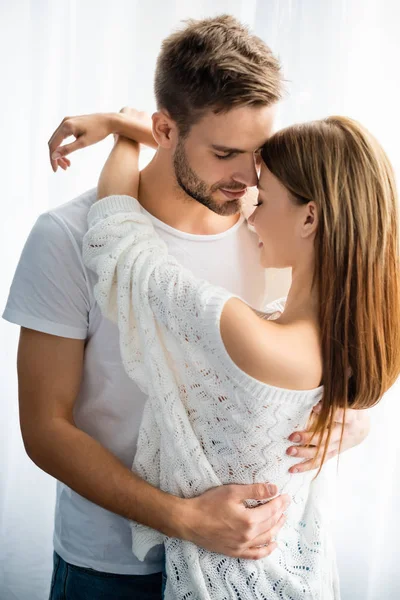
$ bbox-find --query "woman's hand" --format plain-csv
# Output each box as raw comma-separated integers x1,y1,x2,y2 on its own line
48,108,156,173
48,113,115,172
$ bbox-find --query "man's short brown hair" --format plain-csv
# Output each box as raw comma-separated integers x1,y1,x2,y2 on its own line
155,14,283,136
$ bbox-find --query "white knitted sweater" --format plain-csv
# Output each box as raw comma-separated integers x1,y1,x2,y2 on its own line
83,196,340,600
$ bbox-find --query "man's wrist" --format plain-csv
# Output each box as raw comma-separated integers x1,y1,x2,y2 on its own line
154,491,194,541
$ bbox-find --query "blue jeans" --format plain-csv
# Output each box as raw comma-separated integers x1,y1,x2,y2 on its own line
161,563,167,598
48,551,163,600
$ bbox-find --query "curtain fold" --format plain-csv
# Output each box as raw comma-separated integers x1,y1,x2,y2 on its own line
1,1,399,598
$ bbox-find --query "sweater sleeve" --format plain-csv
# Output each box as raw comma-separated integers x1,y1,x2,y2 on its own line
82,195,237,381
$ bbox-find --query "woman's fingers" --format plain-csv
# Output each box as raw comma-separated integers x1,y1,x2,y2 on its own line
52,138,85,162
48,118,76,172
55,157,71,171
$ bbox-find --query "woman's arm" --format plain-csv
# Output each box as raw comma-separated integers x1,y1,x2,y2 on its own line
113,108,158,149
97,136,140,200
89,137,294,391
89,133,296,392
84,138,242,384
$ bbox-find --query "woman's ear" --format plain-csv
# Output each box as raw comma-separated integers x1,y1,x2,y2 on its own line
152,111,178,149
301,202,318,238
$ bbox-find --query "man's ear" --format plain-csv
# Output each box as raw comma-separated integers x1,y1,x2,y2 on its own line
152,111,178,149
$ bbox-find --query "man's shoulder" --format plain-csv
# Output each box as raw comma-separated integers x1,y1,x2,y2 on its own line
45,188,97,246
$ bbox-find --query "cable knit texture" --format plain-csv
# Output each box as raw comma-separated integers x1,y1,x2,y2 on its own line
83,195,340,600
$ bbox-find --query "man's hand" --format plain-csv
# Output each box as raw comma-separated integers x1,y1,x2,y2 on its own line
178,483,290,560
287,404,370,473
48,113,115,172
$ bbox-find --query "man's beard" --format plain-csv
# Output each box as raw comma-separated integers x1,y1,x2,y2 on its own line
173,138,243,217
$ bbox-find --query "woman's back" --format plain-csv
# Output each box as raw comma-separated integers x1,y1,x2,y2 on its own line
220,297,323,392
130,298,336,599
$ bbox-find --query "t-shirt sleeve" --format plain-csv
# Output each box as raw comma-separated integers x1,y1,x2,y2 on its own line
2,212,90,339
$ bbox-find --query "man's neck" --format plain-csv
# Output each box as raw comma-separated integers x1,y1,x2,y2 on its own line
138,151,240,235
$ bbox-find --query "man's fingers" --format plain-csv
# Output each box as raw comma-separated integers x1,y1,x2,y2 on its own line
239,542,278,561
287,423,342,473
287,440,340,461
289,449,338,474
251,499,287,536
248,494,290,535
288,422,343,448
312,402,347,424
331,407,346,423
250,514,286,549
240,482,278,503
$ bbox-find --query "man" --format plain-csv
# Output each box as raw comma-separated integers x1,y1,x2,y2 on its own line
3,15,369,600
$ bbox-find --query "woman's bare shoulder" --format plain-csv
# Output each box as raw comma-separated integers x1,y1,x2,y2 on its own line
220,298,322,390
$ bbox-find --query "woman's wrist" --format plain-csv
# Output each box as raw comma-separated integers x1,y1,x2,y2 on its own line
109,112,125,134
113,135,139,151
110,111,157,149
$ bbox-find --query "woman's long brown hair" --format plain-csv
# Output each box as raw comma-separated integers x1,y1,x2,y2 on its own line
261,116,400,475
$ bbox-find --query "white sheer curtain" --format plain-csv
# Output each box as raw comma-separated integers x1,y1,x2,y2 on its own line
1,1,399,598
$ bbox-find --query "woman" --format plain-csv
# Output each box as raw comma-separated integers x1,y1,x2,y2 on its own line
66,113,400,598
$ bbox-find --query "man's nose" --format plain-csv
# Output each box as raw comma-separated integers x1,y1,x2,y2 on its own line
235,156,259,188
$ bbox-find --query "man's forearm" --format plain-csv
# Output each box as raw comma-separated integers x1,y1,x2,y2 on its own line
27,418,185,538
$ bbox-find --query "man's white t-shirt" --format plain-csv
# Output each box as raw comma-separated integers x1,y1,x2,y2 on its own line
2,188,268,575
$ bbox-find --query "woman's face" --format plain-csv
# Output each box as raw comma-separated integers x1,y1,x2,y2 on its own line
248,164,314,269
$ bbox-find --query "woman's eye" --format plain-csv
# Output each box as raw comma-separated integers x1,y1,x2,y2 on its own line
253,201,263,207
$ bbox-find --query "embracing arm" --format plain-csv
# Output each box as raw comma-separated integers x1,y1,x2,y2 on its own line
86,137,263,381
97,135,140,200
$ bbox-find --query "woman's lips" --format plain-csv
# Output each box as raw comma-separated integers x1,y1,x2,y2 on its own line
220,188,247,199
